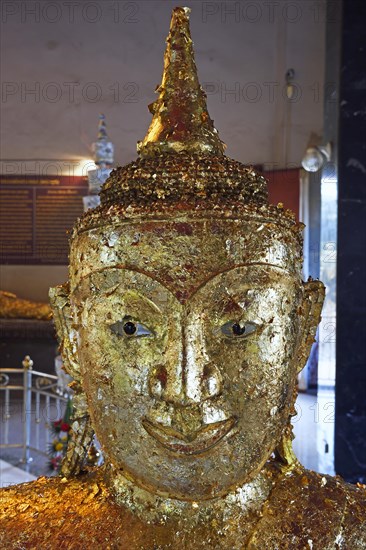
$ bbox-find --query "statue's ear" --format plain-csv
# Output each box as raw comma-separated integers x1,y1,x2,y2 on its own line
49,283,81,382
295,278,325,374
50,284,96,478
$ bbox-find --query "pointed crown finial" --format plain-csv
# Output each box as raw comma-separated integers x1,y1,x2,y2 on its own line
137,6,226,158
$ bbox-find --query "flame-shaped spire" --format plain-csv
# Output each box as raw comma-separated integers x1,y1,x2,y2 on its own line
137,7,225,158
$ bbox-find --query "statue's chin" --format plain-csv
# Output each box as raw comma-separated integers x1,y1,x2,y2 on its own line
98,415,284,501
106,451,270,502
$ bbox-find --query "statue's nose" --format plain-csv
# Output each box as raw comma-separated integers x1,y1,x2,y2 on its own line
149,324,223,405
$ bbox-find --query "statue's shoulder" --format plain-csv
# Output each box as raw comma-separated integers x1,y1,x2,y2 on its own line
250,466,366,549
0,468,133,549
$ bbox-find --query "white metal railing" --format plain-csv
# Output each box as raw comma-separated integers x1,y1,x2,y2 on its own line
0,355,71,464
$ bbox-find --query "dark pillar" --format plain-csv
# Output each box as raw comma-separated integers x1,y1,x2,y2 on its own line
335,0,366,483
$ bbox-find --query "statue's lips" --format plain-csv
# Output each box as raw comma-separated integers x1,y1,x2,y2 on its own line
142,417,237,455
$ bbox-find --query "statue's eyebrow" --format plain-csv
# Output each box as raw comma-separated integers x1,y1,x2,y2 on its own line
186,263,287,300
119,291,164,316
100,286,164,316
73,279,165,316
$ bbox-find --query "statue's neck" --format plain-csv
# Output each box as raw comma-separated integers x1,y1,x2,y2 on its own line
104,461,283,527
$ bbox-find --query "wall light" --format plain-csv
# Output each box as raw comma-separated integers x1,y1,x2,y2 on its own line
301,142,332,172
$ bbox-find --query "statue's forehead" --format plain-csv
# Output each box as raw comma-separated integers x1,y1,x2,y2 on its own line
74,264,297,305
70,219,301,300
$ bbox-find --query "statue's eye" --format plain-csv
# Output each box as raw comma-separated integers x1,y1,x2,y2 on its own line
123,321,137,335
220,321,256,339
110,320,153,338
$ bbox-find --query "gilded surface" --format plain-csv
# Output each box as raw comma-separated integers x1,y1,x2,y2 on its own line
137,7,225,157
0,290,52,320
0,6,365,549
1,466,365,549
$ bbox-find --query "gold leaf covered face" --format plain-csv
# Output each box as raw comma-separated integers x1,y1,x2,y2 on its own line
73,263,300,500
51,7,324,501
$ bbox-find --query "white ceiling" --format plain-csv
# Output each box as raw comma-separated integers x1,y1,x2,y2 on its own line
1,0,326,171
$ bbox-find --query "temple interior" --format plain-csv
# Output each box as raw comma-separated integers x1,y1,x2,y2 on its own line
0,0,365,531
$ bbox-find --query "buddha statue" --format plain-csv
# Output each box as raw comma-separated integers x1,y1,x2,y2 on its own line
0,7,365,549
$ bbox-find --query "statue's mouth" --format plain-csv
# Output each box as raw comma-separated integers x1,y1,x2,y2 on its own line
142,416,237,455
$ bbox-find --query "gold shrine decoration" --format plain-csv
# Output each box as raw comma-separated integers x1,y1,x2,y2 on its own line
0,291,52,320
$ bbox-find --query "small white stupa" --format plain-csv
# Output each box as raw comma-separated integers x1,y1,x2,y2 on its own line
83,114,114,211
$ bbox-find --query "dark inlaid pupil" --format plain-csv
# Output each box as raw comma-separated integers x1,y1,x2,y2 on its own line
123,321,137,335
232,323,246,336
